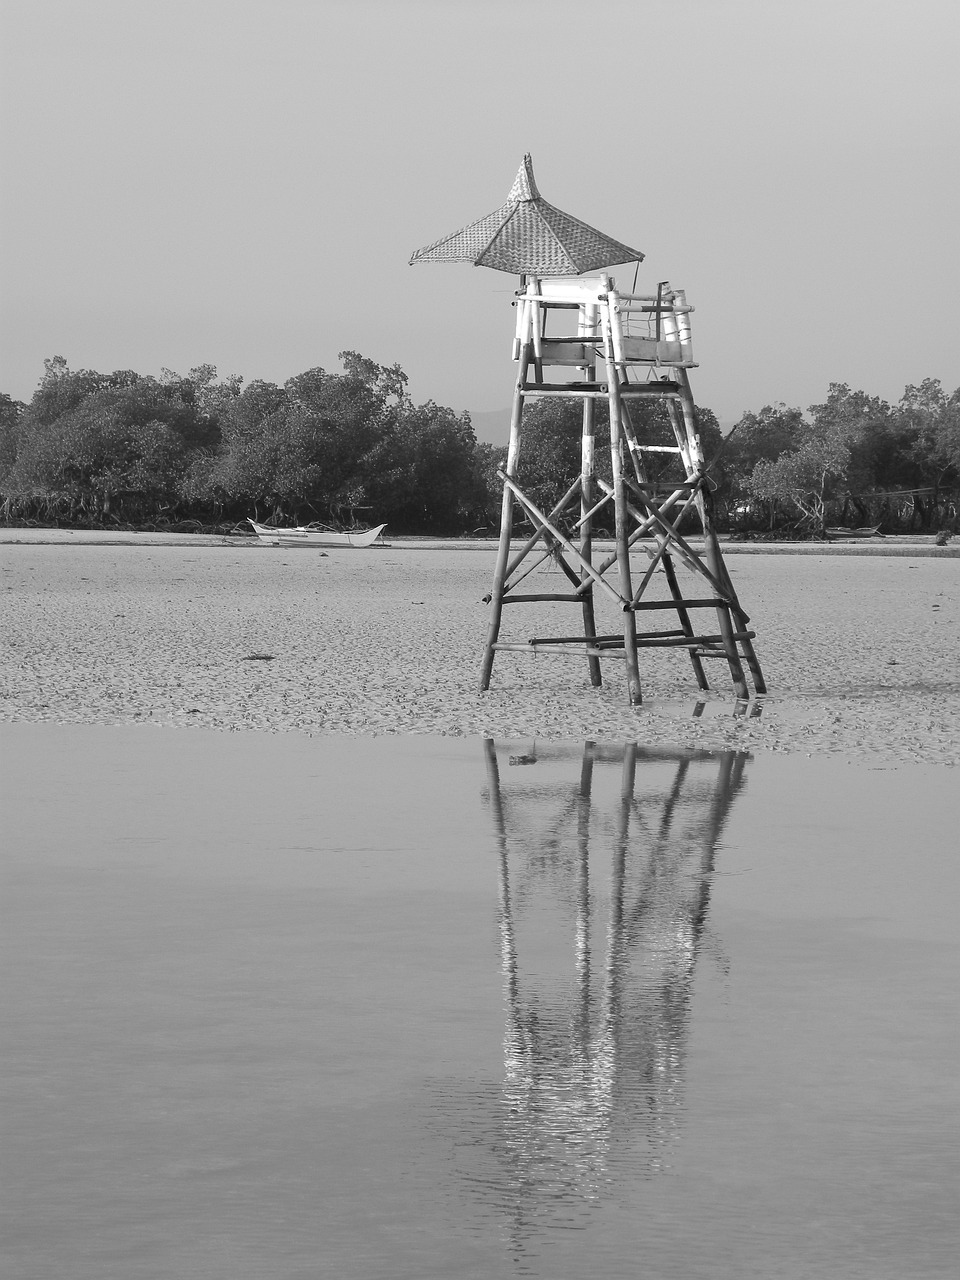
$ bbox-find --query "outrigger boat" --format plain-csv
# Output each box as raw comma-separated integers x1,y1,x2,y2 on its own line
825,524,882,540
247,519,387,548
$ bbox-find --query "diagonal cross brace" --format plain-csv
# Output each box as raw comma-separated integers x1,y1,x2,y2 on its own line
497,471,630,608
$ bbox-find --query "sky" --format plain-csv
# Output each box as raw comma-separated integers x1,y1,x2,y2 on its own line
2,0,958,431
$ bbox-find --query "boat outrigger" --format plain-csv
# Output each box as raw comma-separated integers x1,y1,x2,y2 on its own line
247,519,387,548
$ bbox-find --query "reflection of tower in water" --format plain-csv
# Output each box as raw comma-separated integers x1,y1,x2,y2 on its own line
482,739,748,1220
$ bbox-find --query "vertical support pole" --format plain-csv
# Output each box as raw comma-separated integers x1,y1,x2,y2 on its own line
601,286,642,704
703,531,766,694
672,287,694,364
737,635,767,695
480,345,529,691
580,300,602,686
530,277,544,384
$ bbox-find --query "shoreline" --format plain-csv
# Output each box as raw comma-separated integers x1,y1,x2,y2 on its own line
1,527,957,557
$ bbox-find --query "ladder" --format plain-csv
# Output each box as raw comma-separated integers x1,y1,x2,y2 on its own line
480,275,766,704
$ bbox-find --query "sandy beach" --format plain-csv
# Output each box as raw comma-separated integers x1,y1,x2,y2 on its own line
2,532,958,764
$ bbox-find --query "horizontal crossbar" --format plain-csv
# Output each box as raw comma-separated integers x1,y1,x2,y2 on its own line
496,629,757,653
520,381,681,396
502,593,583,604
626,597,729,612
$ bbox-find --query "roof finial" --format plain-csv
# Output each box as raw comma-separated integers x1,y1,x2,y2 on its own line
508,153,540,203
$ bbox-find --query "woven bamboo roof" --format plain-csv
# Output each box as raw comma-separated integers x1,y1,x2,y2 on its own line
409,154,643,276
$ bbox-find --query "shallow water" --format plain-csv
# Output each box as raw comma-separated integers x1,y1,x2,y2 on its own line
2,727,958,1279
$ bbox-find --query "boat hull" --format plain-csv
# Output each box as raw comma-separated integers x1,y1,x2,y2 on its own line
825,525,882,540
247,520,387,548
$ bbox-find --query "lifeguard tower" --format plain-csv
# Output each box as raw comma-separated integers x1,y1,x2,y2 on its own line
411,156,765,704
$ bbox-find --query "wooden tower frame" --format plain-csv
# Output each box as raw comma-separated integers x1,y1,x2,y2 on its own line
480,275,766,704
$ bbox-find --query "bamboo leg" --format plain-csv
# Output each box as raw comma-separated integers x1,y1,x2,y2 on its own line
580,371,602,686
705,513,766,694
692,486,748,698
700,497,749,698
602,303,642,705
697,520,766,694
739,634,767,695
709,519,766,693
530,277,544,384
688,486,766,695
480,348,528,691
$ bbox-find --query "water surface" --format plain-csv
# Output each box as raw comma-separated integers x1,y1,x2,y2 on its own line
2,726,957,1279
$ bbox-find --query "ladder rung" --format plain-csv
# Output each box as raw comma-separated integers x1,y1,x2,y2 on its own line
525,634,624,647
633,633,722,648
503,593,582,604
492,642,620,657
692,631,757,656
632,631,755,650
510,625,757,651
513,632,751,653
627,598,727,612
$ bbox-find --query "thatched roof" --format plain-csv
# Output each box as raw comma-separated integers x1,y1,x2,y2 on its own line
409,154,643,275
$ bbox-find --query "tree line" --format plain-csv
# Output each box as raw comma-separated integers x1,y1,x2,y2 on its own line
1,355,957,536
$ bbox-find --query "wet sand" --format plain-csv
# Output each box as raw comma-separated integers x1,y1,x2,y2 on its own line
1,535,958,763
